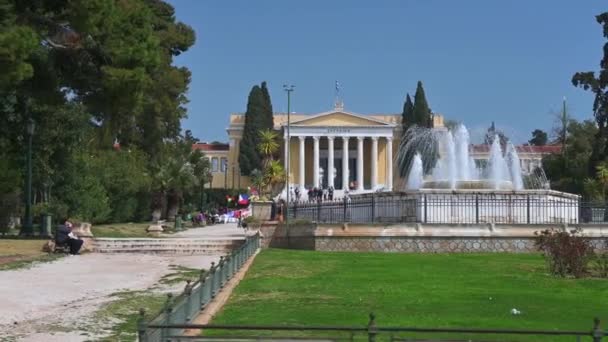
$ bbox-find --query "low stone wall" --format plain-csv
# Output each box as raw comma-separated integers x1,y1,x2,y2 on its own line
258,222,608,253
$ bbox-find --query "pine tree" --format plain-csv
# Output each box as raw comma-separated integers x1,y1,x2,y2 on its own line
412,81,432,128
401,94,414,135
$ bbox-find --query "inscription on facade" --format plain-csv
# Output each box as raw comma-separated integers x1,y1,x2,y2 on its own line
327,128,351,133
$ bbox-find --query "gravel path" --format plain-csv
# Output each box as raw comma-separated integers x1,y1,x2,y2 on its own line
0,253,221,341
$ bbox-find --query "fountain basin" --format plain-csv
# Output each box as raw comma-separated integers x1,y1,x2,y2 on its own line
422,180,514,190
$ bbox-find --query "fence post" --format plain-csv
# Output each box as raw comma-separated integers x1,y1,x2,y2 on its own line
367,312,377,342
592,317,603,342
317,199,321,222
184,280,193,322
162,293,174,341
343,197,348,222
137,308,147,342
371,195,376,223
526,194,531,224
423,194,428,224
199,272,208,308
294,201,298,219
475,194,479,224
209,262,217,297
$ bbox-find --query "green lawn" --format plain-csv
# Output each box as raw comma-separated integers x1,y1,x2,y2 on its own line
211,249,608,341
91,222,166,238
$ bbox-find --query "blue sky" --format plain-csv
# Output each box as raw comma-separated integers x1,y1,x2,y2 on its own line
168,0,605,144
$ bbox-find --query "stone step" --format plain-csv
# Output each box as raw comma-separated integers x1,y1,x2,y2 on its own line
94,248,234,255
91,237,245,255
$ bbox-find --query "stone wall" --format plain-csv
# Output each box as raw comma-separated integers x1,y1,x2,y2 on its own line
251,201,274,221
257,222,608,253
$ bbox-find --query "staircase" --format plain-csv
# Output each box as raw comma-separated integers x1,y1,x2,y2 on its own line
92,237,245,255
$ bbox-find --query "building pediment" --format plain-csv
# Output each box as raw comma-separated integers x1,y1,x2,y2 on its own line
290,111,393,127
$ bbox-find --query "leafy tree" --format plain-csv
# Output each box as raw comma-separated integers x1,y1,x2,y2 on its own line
484,122,508,146
412,81,433,128
543,119,598,195
239,83,274,175
529,129,548,146
572,12,608,174
401,94,414,134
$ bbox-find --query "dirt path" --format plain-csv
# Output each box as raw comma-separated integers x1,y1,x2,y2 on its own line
0,253,220,341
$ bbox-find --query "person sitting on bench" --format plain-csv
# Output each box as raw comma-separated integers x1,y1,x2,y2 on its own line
56,219,83,255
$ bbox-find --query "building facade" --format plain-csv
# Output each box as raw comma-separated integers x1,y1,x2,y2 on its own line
201,105,559,193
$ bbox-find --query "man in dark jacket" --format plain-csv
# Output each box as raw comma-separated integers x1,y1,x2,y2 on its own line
55,220,83,255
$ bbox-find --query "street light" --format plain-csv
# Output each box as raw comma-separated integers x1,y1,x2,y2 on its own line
283,85,294,236
22,117,35,236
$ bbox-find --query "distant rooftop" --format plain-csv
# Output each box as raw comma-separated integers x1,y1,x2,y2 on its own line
192,142,229,152
470,144,562,154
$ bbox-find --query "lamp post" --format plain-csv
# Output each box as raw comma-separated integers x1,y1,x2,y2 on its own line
22,116,35,236
283,85,294,231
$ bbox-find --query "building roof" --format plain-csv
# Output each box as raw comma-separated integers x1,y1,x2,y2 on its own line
470,144,562,154
192,142,229,152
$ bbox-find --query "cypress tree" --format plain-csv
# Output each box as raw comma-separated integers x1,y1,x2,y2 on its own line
412,81,432,128
239,85,265,176
260,81,274,130
401,94,414,135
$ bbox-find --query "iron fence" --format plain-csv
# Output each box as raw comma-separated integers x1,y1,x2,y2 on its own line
138,233,260,341
287,193,605,225
141,313,606,342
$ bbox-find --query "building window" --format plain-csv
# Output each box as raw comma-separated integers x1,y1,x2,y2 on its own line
211,157,219,172
221,158,227,172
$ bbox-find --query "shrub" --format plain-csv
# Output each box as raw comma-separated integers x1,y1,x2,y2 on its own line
534,228,593,278
592,240,608,278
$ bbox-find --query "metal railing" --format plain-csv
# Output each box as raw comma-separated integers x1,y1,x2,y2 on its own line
288,193,601,225
138,233,260,341
142,313,606,341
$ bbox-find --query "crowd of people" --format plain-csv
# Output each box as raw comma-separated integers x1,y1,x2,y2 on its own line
288,185,353,203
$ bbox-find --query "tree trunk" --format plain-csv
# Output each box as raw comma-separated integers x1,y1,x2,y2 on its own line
151,190,164,222
166,189,182,221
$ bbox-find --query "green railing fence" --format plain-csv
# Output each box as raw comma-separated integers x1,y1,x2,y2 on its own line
138,232,260,341
142,313,606,341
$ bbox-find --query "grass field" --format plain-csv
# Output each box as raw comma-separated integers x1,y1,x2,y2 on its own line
211,249,608,341
91,222,161,238
0,239,61,270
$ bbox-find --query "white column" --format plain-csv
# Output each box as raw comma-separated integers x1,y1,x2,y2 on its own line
327,137,335,188
371,137,378,190
357,137,364,191
342,137,349,190
386,137,393,191
313,136,320,188
298,136,306,189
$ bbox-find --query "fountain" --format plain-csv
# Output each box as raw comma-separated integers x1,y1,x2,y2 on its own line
390,124,579,224
402,124,525,191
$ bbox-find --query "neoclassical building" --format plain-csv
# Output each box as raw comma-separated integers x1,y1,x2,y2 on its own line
223,103,444,195
199,104,560,193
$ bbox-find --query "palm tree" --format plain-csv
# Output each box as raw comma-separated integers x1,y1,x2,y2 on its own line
258,129,279,168
263,160,286,196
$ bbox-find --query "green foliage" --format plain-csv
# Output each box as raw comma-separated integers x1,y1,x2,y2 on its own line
412,81,432,128
401,93,414,133
543,119,597,195
239,82,274,176
529,129,548,146
572,12,608,174
484,121,508,146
